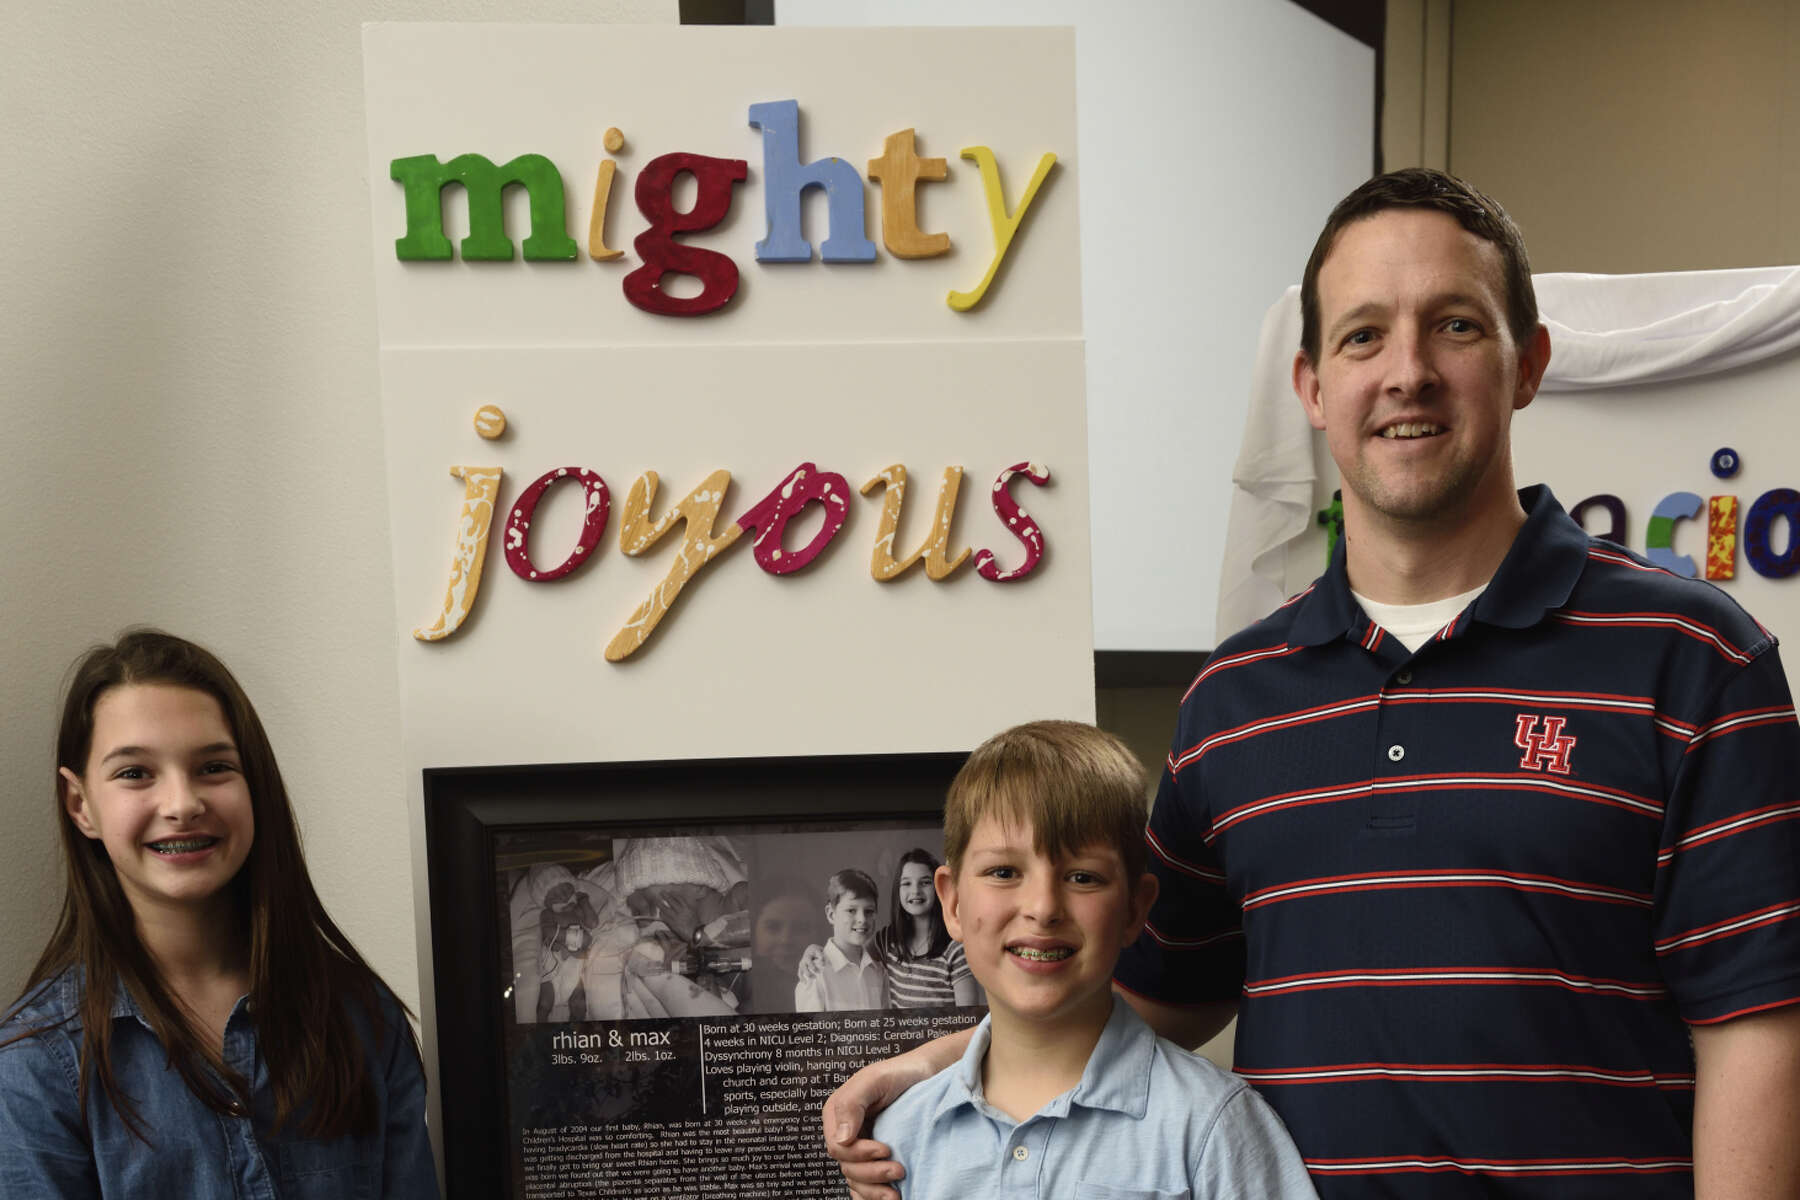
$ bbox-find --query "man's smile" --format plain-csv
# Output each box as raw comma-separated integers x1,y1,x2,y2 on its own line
1378,421,1445,439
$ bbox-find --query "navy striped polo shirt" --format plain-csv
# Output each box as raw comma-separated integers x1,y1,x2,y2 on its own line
1115,485,1800,1197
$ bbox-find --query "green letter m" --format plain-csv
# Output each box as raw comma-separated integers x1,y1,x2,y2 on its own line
390,153,578,262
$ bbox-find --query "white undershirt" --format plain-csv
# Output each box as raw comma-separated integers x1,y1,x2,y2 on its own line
1351,584,1488,652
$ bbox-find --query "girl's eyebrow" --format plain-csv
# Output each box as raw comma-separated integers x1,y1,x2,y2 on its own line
98,740,237,765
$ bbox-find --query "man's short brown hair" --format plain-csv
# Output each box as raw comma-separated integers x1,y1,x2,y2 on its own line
943,720,1149,880
1299,167,1538,364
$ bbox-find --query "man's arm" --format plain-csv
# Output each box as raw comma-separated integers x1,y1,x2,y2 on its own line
822,1025,976,1200
1116,985,1238,1052
1691,1003,1800,1199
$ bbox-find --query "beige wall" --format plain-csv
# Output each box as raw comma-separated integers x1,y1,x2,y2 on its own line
1386,0,1800,273
1,3,673,1183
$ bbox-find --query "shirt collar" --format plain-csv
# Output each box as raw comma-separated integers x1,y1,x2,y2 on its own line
930,994,1156,1125
821,939,876,972
49,968,141,1023
1288,485,1584,646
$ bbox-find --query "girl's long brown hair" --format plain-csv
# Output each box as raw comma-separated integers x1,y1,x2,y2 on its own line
10,628,419,1141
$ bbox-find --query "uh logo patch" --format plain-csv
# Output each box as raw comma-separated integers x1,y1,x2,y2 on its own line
1515,715,1577,775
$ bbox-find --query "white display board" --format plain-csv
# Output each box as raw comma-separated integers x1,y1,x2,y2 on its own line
778,0,1376,651
363,22,1094,763
1516,371,1800,658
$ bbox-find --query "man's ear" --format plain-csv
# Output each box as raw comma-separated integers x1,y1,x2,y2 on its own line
1513,323,1552,412
935,865,963,941
1124,872,1160,942
60,767,101,840
1293,351,1328,431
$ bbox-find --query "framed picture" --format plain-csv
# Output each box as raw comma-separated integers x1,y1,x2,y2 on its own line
425,752,986,1200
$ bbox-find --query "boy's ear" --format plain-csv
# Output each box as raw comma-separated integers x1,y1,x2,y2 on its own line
935,865,963,941
60,767,101,840
1124,872,1159,942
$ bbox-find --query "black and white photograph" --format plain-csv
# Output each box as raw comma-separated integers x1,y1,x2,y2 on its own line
425,751,983,1199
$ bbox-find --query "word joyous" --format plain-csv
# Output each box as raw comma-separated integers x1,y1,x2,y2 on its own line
389,100,1058,315
418,422,1052,662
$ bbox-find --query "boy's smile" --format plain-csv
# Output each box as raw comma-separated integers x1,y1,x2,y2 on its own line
938,816,1155,1034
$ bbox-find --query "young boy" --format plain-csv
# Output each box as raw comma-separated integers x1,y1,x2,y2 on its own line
872,721,1317,1198
796,868,887,1012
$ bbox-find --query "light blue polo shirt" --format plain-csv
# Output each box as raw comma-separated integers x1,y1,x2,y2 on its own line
873,994,1317,1199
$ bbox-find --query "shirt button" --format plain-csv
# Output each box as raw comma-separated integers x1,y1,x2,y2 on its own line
1387,744,1405,762
1395,669,1413,685
227,1100,247,1117
1012,1145,1029,1162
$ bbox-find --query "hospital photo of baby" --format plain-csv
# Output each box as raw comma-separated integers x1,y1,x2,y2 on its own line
503,834,752,1023
506,860,637,1025
613,835,751,1019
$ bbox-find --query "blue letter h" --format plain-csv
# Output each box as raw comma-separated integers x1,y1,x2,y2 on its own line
748,99,877,263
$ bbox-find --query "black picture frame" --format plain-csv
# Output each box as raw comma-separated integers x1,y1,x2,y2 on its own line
424,751,968,1199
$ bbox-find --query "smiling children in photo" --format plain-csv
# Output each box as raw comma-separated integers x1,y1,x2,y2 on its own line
870,720,1316,1199
796,868,886,1013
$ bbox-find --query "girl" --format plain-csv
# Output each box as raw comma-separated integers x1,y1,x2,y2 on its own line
0,630,437,1197
872,848,981,1009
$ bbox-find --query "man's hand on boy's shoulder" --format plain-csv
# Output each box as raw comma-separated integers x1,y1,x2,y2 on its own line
822,1026,979,1199
823,1064,908,1200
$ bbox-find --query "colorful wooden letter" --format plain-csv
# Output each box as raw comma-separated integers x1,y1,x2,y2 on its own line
747,100,877,263
1746,488,1800,579
414,466,503,642
736,463,852,574
866,130,950,260
947,148,1056,311
1706,495,1738,581
625,153,747,317
391,153,578,262
973,461,1051,582
503,467,611,582
606,470,745,661
1644,491,1702,577
861,465,969,580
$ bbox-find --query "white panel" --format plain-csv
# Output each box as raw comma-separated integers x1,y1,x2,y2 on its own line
363,24,1080,347
382,341,1095,765
364,24,1095,768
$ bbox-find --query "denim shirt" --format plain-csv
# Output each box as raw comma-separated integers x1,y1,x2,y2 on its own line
0,968,439,1199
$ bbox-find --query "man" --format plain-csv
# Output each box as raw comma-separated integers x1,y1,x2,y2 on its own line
825,169,1800,1197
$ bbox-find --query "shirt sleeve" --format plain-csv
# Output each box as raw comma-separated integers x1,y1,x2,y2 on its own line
944,940,971,987
1114,754,1246,1005
376,1002,440,1200
0,1027,99,1198
1192,1084,1319,1199
1654,645,1800,1024
794,974,825,1013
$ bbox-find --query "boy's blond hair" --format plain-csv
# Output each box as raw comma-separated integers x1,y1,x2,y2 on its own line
944,720,1149,879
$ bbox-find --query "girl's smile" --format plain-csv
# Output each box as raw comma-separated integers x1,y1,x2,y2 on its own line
898,861,936,916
